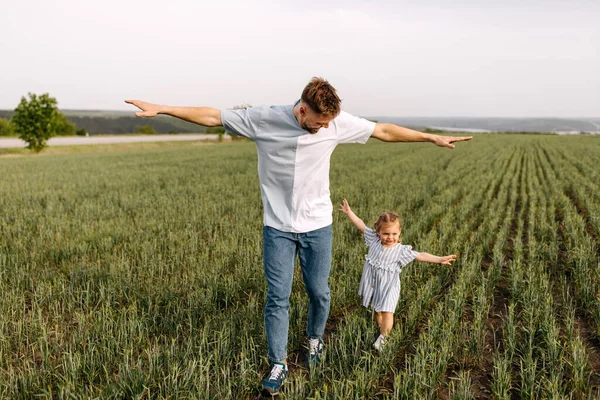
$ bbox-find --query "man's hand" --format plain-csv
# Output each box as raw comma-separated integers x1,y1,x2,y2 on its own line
431,135,473,149
372,123,473,148
124,101,222,126
124,100,162,117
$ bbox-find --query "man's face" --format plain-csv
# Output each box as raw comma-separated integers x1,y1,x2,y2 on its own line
300,106,335,134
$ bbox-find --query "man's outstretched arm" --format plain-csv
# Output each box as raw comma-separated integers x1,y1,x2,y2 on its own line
124,100,222,127
371,123,472,149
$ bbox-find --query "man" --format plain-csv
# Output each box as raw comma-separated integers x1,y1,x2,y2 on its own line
125,77,471,395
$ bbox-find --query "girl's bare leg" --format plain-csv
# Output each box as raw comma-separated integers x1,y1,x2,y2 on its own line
380,312,394,336
373,311,394,351
374,311,383,328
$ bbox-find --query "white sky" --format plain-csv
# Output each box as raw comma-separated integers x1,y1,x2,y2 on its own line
1,0,599,117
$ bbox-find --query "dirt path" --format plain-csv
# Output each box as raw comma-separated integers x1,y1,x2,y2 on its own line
0,134,229,148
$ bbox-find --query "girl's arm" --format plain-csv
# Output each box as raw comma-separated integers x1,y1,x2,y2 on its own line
338,199,367,232
416,252,456,265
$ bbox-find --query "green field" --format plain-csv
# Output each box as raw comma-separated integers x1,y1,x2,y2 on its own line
1,134,599,398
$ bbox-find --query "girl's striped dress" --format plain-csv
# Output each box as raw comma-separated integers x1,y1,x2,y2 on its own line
358,227,420,312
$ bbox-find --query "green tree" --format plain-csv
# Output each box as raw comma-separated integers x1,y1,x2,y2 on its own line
232,103,252,110
206,126,226,142
206,126,226,134
54,113,77,136
11,93,59,152
0,118,13,136
135,124,156,134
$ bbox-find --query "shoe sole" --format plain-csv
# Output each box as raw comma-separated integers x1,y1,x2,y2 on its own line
306,354,323,367
262,387,279,396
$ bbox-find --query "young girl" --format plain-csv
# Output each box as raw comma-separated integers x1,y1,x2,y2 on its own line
339,199,456,351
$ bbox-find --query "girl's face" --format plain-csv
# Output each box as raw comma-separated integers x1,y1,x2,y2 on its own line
377,222,401,248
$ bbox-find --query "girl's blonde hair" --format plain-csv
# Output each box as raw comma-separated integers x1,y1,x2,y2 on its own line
374,211,402,233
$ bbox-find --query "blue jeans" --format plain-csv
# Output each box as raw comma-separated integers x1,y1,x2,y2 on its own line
263,224,332,362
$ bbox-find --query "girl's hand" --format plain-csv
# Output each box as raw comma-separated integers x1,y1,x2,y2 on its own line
338,199,367,232
338,198,352,215
440,255,457,265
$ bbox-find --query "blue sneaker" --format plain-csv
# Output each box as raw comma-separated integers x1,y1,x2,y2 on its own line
307,337,324,366
261,362,288,395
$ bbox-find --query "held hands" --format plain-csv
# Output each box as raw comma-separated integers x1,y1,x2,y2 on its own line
431,135,473,149
124,100,162,117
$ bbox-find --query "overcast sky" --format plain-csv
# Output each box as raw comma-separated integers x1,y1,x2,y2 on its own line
1,0,598,117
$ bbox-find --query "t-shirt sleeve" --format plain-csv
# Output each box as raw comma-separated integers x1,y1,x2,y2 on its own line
335,111,376,144
398,245,420,267
364,227,379,248
220,107,263,140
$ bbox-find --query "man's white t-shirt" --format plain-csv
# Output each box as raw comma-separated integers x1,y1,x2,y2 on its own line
221,102,375,233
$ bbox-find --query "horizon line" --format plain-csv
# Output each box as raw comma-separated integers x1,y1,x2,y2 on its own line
1,108,599,120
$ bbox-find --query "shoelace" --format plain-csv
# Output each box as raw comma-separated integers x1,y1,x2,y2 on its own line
268,364,285,380
309,338,321,355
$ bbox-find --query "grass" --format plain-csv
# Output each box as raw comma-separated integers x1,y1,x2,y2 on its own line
1,134,599,398
0,139,223,158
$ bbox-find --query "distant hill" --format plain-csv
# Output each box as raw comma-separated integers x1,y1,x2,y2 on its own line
369,116,600,134
2,109,599,135
0,109,208,134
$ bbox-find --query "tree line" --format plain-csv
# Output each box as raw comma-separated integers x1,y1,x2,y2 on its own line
0,93,89,152
0,93,223,152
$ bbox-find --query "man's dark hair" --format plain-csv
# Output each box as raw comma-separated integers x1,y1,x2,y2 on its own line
301,77,341,117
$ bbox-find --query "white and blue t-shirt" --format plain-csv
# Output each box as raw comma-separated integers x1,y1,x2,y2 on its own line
221,102,375,233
